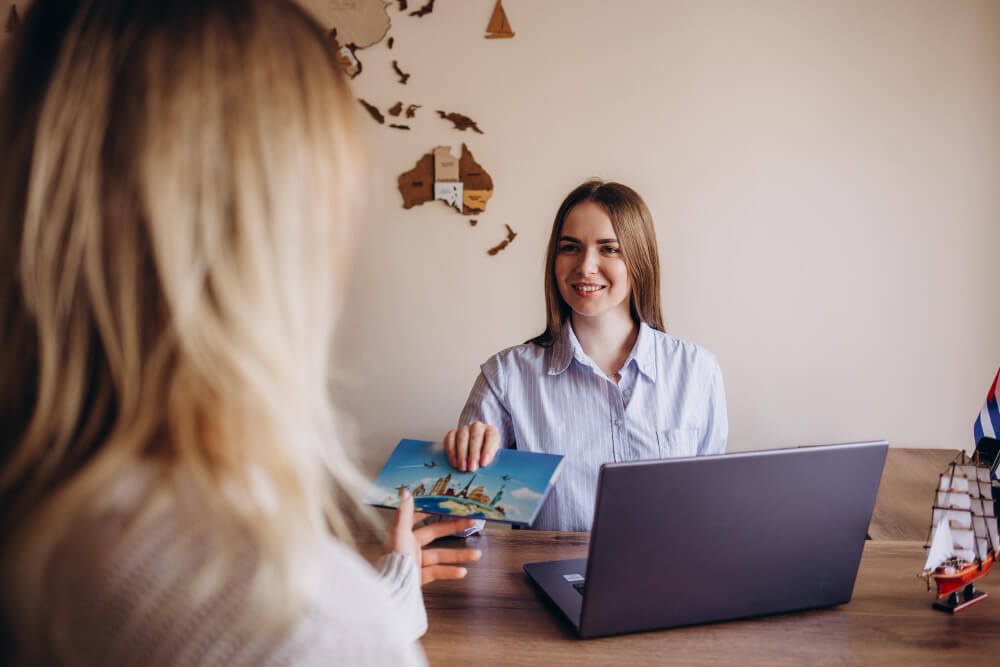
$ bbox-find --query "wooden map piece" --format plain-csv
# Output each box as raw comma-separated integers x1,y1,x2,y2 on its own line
397,145,493,214
434,182,464,212
487,224,517,256
320,0,390,48
358,99,385,124
464,191,491,214
409,0,435,18
469,219,478,227
459,144,493,191
387,37,394,49
6,4,19,32
396,0,408,11
329,29,363,78
458,145,493,215
436,110,484,134
389,124,411,130
433,146,460,182
398,154,435,209
485,0,514,39
388,101,404,117
405,104,422,118
392,60,411,84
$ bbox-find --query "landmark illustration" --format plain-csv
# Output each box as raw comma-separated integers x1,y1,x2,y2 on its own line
365,439,564,526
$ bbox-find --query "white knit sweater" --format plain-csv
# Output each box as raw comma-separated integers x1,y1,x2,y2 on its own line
19,484,428,666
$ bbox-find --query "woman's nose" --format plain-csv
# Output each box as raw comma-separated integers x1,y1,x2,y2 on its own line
578,248,600,275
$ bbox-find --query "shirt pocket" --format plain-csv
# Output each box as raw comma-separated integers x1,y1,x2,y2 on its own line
656,427,701,458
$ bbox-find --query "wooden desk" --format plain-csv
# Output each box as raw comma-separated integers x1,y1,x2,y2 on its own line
401,529,1000,665
868,448,959,541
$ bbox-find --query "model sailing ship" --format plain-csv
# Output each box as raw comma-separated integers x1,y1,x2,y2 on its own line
920,452,1000,611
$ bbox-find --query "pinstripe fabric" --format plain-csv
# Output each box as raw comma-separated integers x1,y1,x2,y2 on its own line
457,322,728,531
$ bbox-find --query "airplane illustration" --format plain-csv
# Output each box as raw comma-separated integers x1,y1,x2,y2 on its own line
501,474,511,481
424,461,438,468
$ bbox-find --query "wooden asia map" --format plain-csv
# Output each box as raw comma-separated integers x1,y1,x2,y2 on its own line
2,0,515,255
299,0,514,255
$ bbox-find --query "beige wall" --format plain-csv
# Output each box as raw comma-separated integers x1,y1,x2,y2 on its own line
7,0,997,462
337,0,1000,466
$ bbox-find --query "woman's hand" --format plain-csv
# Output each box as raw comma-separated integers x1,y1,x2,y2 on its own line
385,491,483,585
444,421,500,472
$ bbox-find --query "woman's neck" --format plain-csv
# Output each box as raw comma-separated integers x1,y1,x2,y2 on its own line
569,312,639,381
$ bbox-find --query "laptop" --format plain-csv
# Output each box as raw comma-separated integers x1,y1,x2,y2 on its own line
523,440,888,638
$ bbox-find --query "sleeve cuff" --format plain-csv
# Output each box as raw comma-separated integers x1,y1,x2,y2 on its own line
375,552,428,640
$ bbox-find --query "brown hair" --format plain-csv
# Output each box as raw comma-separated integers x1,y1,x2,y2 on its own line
530,180,665,346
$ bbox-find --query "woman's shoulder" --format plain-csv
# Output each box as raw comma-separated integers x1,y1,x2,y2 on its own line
480,339,550,375
645,326,721,371
37,468,422,666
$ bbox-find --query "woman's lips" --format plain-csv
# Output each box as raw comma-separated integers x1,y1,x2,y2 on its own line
571,283,606,297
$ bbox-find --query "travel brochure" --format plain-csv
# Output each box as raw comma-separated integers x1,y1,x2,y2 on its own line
365,438,565,527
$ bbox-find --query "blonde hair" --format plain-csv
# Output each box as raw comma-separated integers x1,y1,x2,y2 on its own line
0,0,370,651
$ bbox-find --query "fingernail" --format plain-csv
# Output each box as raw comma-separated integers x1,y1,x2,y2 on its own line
473,550,482,559
470,463,478,472
458,568,468,577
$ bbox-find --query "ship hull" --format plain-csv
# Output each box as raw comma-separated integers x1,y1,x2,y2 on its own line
931,553,995,599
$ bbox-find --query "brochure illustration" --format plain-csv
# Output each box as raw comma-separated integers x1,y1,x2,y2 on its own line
364,438,565,527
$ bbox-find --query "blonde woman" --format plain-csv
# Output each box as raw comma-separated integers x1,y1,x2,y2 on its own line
0,0,479,664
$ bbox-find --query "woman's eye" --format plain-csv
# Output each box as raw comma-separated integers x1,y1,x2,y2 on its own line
558,244,579,253
602,246,621,254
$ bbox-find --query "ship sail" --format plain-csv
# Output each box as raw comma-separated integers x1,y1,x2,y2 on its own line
925,469,979,566
485,0,514,38
921,454,1000,607
924,518,954,571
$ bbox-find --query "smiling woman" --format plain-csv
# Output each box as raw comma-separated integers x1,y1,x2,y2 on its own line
441,180,729,532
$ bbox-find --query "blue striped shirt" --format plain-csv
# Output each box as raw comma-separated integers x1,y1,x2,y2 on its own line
458,322,728,531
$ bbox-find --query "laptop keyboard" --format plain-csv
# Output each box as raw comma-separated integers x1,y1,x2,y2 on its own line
572,581,585,595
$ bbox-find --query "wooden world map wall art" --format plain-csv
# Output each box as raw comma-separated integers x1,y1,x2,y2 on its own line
398,144,493,216
301,0,517,256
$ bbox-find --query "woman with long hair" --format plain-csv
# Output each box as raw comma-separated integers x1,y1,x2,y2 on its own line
443,181,728,532
0,0,478,663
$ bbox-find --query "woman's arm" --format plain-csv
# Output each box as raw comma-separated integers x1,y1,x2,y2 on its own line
699,355,729,455
378,492,483,639
444,367,514,471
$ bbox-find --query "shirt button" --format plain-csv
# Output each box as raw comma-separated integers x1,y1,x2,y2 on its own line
623,389,631,396
614,419,622,427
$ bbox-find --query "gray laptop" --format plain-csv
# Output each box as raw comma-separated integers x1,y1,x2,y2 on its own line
523,441,888,638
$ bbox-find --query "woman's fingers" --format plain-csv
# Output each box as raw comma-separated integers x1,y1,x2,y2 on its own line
393,491,415,541
481,424,500,467
421,547,482,566
444,422,500,471
455,427,470,471
468,422,486,471
413,517,478,545
421,564,470,585
444,429,458,468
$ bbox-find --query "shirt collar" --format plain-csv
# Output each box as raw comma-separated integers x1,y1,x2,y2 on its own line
547,321,657,382
626,322,657,382
547,322,578,376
